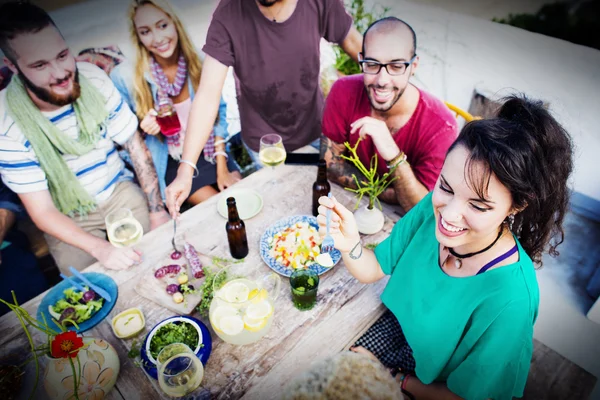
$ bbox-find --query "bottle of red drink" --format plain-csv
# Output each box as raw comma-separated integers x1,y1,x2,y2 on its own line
155,97,181,137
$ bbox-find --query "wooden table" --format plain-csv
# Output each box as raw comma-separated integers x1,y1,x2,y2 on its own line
0,165,401,400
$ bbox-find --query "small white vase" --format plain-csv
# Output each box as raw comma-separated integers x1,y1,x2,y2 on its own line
354,205,384,235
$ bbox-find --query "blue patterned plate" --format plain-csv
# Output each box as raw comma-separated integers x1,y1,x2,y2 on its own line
36,272,118,333
260,215,341,277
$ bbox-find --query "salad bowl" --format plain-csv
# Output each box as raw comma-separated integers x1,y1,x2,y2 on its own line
140,315,212,380
36,272,118,333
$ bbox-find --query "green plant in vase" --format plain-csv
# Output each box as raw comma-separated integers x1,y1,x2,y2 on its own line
341,138,397,210
0,292,85,400
334,0,390,76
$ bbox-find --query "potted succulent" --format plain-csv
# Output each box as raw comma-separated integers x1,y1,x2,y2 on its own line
341,139,397,234
0,293,119,400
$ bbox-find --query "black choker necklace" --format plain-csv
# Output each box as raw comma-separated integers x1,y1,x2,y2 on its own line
446,228,504,269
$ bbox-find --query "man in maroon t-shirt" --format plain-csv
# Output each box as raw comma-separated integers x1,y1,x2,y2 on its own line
322,17,457,212
165,0,363,215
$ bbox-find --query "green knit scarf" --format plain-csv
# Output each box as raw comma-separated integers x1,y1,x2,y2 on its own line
6,74,109,216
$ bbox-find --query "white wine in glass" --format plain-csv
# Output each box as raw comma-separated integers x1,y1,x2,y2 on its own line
259,134,286,168
157,343,204,397
105,208,144,248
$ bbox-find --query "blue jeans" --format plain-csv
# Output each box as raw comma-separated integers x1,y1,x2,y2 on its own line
243,138,320,170
0,231,49,317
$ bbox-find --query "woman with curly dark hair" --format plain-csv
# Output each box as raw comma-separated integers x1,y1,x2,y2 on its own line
317,94,574,400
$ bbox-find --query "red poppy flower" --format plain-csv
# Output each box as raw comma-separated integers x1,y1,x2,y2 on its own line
51,331,84,358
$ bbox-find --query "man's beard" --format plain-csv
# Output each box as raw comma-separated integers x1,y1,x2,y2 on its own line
257,0,281,7
18,68,81,107
367,84,405,113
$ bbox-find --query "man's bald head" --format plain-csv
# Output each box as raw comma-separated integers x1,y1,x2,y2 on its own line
362,17,417,57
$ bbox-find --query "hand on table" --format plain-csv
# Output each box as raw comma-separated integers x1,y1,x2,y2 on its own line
316,195,361,253
94,242,142,270
217,168,241,191
350,116,400,161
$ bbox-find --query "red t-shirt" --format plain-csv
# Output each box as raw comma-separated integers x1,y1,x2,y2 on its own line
203,0,352,152
322,75,458,190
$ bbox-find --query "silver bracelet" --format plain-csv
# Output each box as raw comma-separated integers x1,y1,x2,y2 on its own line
213,151,229,159
348,240,363,260
179,159,199,178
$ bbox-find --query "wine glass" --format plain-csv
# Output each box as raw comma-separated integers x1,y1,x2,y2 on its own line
105,208,144,248
157,343,204,397
258,134,286,184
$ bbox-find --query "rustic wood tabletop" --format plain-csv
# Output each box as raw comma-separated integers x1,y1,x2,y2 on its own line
0,165,401,400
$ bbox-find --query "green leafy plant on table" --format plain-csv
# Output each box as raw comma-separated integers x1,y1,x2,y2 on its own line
0,292,86,400
334,0,390,76
341,138,397,211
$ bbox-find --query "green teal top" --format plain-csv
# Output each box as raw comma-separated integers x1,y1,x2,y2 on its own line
375,192,539,400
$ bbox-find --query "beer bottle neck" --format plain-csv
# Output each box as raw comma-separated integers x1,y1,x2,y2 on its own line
228,207,240,222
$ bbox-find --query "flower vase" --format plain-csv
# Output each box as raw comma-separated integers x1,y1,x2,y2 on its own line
44,338,120,400
354,205,385,235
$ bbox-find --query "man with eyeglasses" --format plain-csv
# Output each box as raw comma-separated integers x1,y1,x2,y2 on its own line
322,17,457,212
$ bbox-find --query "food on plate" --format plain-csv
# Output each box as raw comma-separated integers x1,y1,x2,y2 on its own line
177,273,189,284
154,264,181,278
48,286,104,325
166,284,179,295
111,308,145,339
173,292,184,303
315,252,334,268
267,222,322,269
184,241,204,278
149,320,200,359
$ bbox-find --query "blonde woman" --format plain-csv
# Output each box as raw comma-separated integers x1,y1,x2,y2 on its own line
111,0,241,206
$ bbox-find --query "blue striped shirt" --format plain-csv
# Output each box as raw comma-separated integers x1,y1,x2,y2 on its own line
0,62,138,204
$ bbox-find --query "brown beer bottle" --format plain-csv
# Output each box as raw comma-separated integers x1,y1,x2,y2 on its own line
312,159,331,216
226,197,249,259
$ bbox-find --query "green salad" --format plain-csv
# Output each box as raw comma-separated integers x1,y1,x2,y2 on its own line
48,286,104,325
149,321,200,360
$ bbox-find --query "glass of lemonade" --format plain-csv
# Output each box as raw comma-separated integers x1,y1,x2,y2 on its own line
290,269,319,311
105,208,144,248
258,133,286,183
209,268,281,346
157,343,204,397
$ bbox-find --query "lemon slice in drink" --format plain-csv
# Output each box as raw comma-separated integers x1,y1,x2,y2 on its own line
245,301,273,320
221,281,250,303
249,288,269,304
243,314,267,332
210,305,238,334
315,252,334,268
219,315,244,336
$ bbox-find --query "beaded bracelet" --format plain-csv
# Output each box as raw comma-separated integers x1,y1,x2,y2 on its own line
386,151,407,169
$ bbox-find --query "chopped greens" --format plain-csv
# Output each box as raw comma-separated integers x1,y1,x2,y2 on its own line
149,321,200,360
52,286,103,325
365,242,379,250
195,264,229,318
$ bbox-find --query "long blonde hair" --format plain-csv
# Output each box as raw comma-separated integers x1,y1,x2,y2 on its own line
128,0,204,120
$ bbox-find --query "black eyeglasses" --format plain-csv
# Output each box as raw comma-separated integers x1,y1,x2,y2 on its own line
358,54,417,76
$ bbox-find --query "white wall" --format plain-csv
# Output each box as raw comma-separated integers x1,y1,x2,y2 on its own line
371,0,600,202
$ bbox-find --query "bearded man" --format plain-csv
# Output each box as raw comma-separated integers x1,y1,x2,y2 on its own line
0,2,170,272
322,17,458,212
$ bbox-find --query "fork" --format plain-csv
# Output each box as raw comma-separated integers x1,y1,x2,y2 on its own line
172,218,178,253
321,193,334,254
